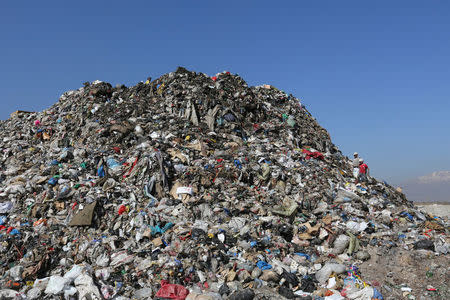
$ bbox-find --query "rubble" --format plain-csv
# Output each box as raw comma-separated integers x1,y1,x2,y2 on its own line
0,67,448,299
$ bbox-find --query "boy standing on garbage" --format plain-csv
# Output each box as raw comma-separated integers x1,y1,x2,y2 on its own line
358,159,369,183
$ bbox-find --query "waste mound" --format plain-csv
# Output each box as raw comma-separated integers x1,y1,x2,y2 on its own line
0,67,448,299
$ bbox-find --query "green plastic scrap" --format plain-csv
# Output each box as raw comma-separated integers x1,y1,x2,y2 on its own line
286,116,296,127
347,232,360,255
27,204,34,215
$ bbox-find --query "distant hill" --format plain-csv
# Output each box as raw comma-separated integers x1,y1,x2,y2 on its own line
401,171,450,203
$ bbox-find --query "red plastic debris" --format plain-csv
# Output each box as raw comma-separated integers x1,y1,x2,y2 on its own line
112,147,121,153
302,149,324,160
155,280,189,300
211,76,217,81
118,205,126,215
123,156,139,178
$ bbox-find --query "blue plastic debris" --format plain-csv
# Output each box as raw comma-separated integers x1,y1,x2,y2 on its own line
256,261,272,270
216,117,224,126
373,287,384,299
224,113,236,122
150,222,174,236
400,212,414,221
48,177,58,185
294,252,311,260
10,228,20,235
234,159,242,169
49,159,59,166
107,158,121,169
97,165,105,177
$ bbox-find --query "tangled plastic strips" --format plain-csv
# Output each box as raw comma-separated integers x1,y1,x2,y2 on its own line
347,264,369,288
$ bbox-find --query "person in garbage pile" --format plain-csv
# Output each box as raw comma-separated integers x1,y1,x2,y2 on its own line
352,152,360,179
358,158,370,183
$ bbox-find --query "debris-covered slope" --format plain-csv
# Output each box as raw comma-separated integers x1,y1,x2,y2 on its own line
0,67,447,299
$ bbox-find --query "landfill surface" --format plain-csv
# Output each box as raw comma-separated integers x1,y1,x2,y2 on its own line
416,204,450,219
0,67,448,300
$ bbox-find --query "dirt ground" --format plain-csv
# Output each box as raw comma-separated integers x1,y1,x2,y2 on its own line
358,246,449,299
357,203,449,300
352,203,449,299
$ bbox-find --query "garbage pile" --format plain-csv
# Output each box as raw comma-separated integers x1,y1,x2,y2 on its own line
0,67,447,299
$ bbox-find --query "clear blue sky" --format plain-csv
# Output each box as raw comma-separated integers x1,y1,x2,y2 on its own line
1,0,449,184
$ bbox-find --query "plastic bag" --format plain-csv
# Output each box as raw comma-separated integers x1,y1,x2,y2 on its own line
155,280,189,300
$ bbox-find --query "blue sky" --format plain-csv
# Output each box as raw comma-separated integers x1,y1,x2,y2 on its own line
1,0,449,184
